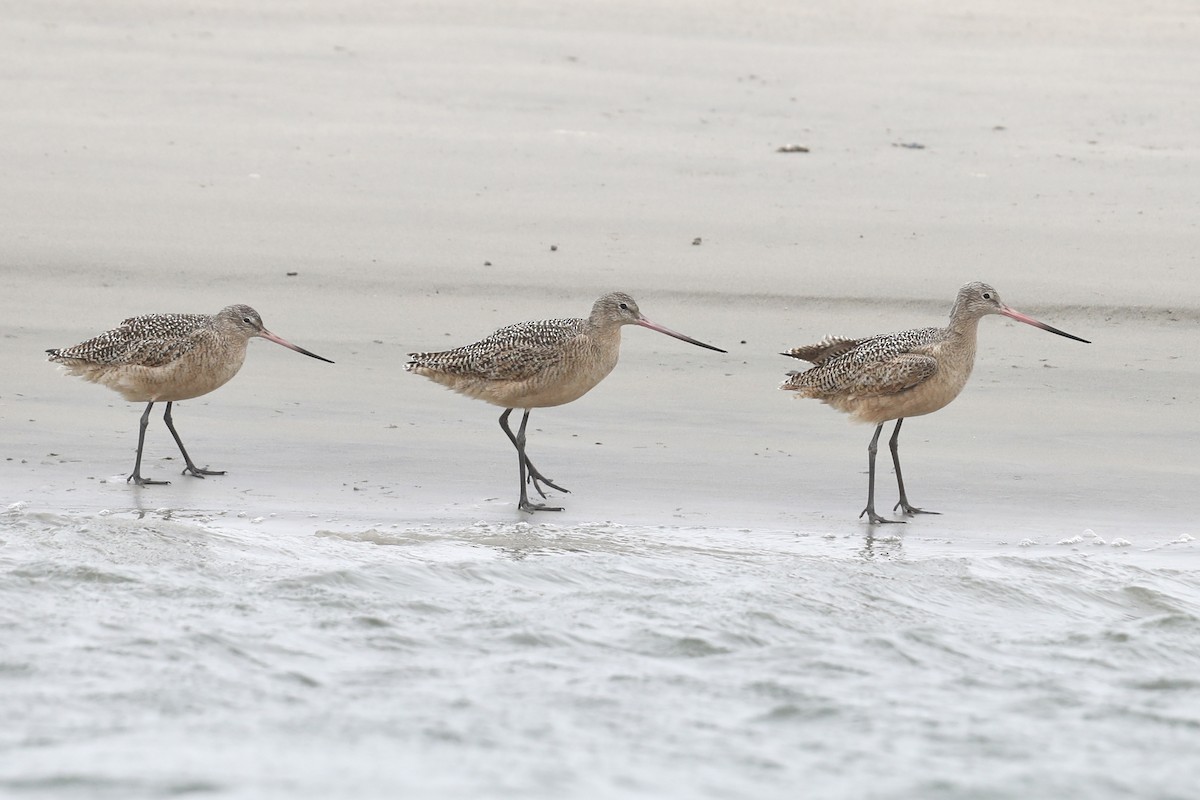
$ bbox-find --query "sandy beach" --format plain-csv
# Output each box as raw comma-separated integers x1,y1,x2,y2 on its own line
4,0,1196,532
2,1,1198,797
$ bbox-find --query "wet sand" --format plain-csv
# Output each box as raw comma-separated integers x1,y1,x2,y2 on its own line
2,0,1198,539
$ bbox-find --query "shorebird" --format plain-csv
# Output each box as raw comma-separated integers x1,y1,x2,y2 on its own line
406,292,726,512
47,304,333,485
780,282,1090,523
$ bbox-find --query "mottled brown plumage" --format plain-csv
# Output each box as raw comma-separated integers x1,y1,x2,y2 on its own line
407,292,726,513
48,304,333,485
781,282,1090,523
407,313,613,409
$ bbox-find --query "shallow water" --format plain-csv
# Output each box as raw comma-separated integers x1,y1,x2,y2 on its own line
2,501,1197,799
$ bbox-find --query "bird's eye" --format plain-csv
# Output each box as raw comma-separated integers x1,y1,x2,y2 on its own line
619,302,629,310
982,292,992,300
243,316,254,324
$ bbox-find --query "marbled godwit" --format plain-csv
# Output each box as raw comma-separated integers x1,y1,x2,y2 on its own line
47,304,333,485
406,292,726,513
780,282,1090,524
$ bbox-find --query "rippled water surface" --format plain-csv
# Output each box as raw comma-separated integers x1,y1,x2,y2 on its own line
2,502,1197,799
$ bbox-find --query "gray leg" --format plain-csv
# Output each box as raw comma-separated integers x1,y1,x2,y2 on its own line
889,418,939,517
499,409,564,513
162,401,226,478
128,401,169,486
860,422,901,524
498,409,568,508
